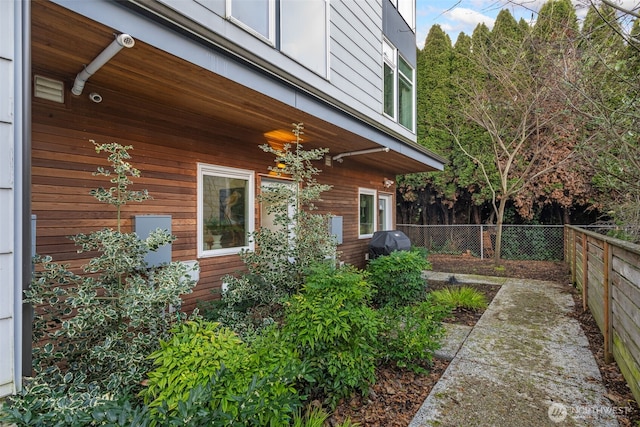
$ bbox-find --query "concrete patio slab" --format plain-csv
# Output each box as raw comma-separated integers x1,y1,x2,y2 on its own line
410,275,620,427
423,271,509,287
435,323,473,361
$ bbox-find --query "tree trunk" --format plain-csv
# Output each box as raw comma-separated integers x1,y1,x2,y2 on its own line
472,205,481,224
439,203,449,225
563,206,571,224
493,197,508,263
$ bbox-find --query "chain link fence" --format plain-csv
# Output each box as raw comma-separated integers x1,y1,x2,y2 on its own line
396,224,614,261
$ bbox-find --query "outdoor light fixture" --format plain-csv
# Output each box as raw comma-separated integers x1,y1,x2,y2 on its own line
71,33,135,96
332,147,390,163
89,92,103,103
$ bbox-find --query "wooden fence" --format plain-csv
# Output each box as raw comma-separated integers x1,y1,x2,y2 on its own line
565,225,640,405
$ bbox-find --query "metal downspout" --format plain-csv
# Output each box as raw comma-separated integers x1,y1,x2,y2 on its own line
17,0,33,385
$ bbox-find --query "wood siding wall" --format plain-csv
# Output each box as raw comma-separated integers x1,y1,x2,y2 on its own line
565,226,640,405
32,90,394,312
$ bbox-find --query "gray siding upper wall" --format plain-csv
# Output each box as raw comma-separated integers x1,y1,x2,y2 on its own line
143,0,415,141
382,0,416,66
329,0,382,119
0,0,17,398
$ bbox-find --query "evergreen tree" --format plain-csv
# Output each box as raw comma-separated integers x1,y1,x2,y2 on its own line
450,33,494,223
572,4,640,239
533,0,579,43
398,25,454,224
416,25,452,151
492,9,522,46
449,2,585,259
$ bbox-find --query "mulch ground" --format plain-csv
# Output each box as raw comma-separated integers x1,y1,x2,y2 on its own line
329,254,639,427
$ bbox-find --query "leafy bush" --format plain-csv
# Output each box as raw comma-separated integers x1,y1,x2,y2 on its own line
377,297,449,372
280,265,380,407
0,142,196,426
291,406,360,427
142,320,306,426
430,286,488,310
367,249,431,307
208,124,338,337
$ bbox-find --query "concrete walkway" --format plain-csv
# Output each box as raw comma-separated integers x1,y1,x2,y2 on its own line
410,273,619,427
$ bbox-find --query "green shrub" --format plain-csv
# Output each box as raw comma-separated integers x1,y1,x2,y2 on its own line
0,142,196,426
208,124,338,337
367,249,431,307
430,286,488,310
377,297,449,372
141,320,305,426
291,406,360,427
280,264,380,408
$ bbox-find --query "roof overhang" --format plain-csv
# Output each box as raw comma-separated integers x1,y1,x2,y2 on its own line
37,0,445,174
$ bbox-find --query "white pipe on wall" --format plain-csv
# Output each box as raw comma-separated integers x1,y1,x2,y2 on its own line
332,147,390,163
71,33,135,96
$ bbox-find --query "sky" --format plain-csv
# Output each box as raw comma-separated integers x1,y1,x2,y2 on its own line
415,0,639,48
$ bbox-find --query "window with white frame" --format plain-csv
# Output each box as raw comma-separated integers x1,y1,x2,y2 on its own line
383,40,396,118
226,0,329,77
280,0,329,77
227,0,275,43
378,193,393,231
260,177,296,234
383,38,415,131
388,0,415,30
398,55,414,129
399,0,415,31
198,164,254,257
359,188,377,238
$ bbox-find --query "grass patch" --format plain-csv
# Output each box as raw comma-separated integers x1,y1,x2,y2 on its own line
429,286,488,311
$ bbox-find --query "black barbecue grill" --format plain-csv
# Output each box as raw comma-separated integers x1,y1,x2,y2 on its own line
368,230,411,259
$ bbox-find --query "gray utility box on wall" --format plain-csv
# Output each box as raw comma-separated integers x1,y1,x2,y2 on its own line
134,215,172,267
329,216,343,245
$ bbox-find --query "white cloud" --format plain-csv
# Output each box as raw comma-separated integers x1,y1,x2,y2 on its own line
416,0,640,48
445,7,496,28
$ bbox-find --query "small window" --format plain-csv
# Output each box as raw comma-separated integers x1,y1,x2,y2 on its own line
378,193,393,231
383,40,396,118
227,0,275,43
382,39,415,131
260,177,296,234
398,55,414,130
359,188,377,238
397,0,415,31
198,164,254,257
280,0,329,77
383,62,395,117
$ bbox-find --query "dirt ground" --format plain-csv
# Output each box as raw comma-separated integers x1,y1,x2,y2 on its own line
329,254,639,427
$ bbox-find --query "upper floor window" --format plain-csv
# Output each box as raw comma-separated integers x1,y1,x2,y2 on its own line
389,0,415,31
398,55,414,130
383,39,415,131
281,0,329,77
227,0,275,43
383,40,396,118
198,163,255,257
227,0,329,77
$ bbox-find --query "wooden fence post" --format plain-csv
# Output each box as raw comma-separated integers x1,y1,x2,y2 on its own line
571,228,576,285
582,233,588,312
603,241,613,363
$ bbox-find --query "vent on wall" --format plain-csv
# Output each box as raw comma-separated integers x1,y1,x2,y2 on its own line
34,75,64,103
